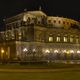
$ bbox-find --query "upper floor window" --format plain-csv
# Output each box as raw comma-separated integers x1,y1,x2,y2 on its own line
6,30,11,40
48,20,51,23
19,35,21,40
11,30,15,39
53,20,56,23
38,21,41,24
13,23,16,29
67,22,69,25
27,17,30,24
14,23,18,28
63,21,65,24
37,17,41,22
76,37,79,43
29,18,35,24
70,35,74,42
49,36,53,42
71,23,73,26
56,36,60,42
64,36,68,42
58,21,61,24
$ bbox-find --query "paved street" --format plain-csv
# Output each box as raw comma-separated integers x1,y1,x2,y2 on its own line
0,68,80,72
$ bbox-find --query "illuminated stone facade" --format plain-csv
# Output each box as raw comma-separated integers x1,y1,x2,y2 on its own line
0,10,80,61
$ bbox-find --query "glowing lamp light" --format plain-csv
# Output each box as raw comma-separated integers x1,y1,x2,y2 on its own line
1,49,5,54
62,50,70,54
54,50,58,53
23,48,28,52
70,50,74,53
66,51,69,54
33,49,36,52
45,49,50,53
63,50,67,53
77,50,80,53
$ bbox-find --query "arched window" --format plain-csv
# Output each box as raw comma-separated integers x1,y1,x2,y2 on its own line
58,21,61,24
53,20,56,23
63,21,65,24
63,35,68,42
70,23,73,26
49,36,53,42
76,36,79,43
27,17,30,24
56,34,61,42
67,22,69,25
70,35,74,42
48,20,51,23
6,24,12,30
64,36,67,42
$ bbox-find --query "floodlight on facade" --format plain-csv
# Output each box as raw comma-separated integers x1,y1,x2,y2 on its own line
23,48,28,52
45,49,50,53
77,50,80,53
32,49,36,52
63,50,67,53
54,50,58,53
70,50,74,53
1,49,5,54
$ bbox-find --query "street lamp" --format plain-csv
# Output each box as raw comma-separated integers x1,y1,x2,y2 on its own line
70,50,74,54
1,49,5,54
70,50,74,60
1,48,5,60
45,49,50,54
23,48,28,60
32,49,36,52
23,48,28,52
54,50,58,53
32,49,36,61
54,50,59,60
77,50,80,53
45,49,50,62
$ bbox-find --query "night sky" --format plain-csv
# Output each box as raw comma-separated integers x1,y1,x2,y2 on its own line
0,0,80,29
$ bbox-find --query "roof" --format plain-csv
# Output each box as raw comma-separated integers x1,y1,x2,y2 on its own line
47,16,80,25
47,16,80,29
27,11,47,17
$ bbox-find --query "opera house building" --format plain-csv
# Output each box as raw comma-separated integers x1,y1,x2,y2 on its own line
0,10,80,62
